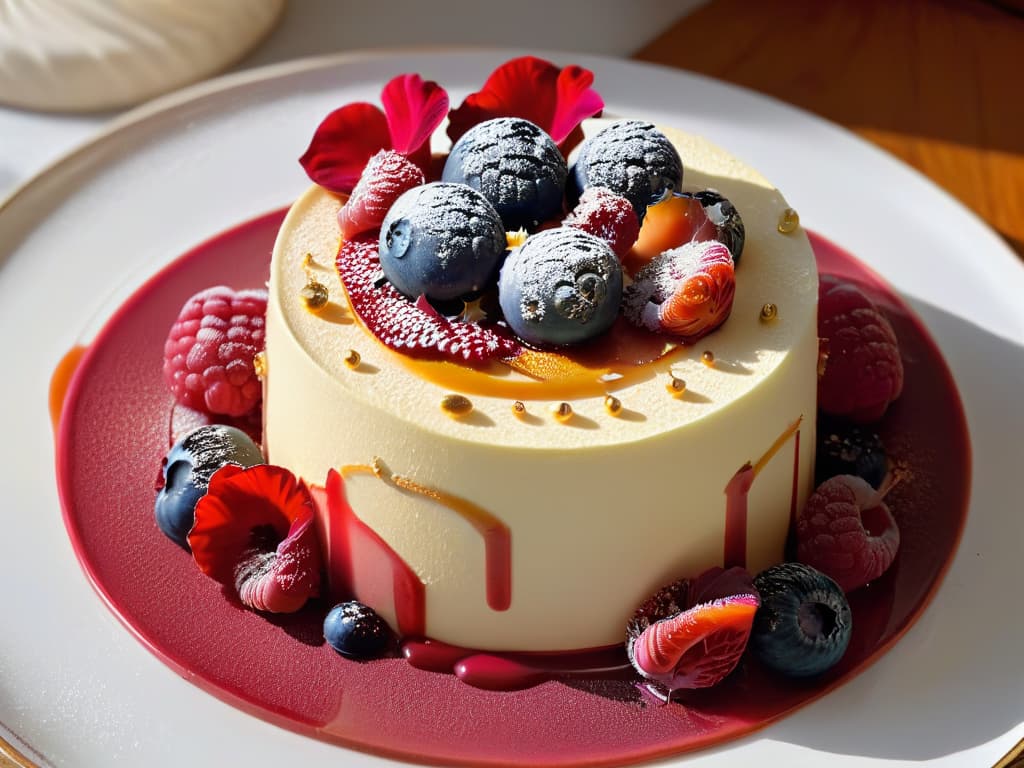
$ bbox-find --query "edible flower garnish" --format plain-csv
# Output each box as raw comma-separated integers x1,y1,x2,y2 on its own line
447,56,604,154
626,567,760,699
188,464,322,613
300,74,449,194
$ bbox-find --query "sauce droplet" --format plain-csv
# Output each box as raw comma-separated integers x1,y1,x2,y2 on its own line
702,350,715,367
511,400,527,417
551,402,573,423
760,302,778,322
343,349,361,369
777,208,800,234
441,394,473,417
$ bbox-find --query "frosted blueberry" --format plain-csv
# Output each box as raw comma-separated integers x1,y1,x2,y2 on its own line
498,227,622,347
154,425,264,550
378,182,506,301
571,121,683,221
442,117,567,230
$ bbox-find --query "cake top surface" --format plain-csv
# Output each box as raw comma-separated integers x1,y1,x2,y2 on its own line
269,121,817,450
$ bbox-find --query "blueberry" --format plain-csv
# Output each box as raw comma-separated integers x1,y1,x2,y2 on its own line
570,121,683,221
815,417,888,489
379,182,506,301
750,563,852,678
154,425,264,549
498,227,622,347
324,601,391,659
442,117,567,230
689,189,745,266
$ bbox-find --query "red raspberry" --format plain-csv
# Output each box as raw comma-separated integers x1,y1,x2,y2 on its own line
337,236,521,363
338,149,425,239
163,287,267,417
565,187,640,258
818,277,903,422
796,475,900,593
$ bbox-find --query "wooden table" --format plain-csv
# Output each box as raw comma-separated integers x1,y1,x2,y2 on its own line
636,0,1024,260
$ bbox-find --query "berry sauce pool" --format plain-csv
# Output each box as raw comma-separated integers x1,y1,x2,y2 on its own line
54,208,970,767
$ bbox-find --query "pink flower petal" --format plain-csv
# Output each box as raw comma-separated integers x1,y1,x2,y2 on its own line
549,64,605,146
299,103,391,194
631,595,759,690
381,73,449,171
234,514,322,613
447,56,604,154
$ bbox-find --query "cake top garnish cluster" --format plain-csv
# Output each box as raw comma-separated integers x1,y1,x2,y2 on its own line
299,56,746,362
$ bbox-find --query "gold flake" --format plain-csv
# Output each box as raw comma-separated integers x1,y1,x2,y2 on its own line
253,351,267,379
506,228,529,249
441,394,473,417
459,297,488,324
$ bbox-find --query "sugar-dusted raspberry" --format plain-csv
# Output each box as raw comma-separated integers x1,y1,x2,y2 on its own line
338,149,425,239
818,277,903,423
564,186,640,258
163,286,266,417
337,235,521,363
796,474,900,593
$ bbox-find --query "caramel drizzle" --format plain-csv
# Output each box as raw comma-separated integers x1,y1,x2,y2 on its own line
723,415,803,569
340,459,512,611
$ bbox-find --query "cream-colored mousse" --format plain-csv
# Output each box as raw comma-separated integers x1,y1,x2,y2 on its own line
265,124,818,651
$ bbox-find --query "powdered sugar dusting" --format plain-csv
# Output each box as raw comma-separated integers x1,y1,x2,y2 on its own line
623,240,735,341
574,121,683,217
384,182,504,271
338,234,521,362
442,117,567,228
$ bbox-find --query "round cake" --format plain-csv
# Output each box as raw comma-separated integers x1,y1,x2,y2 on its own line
263,122,819,652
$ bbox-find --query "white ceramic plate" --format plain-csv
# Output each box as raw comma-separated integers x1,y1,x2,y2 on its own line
1,49,1022,768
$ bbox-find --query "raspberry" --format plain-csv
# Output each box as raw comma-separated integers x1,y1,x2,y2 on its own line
564,186,640,258
818,277,903,422
795,475,900,593
338,149,425,240
337,235,521,363
163,286,266,417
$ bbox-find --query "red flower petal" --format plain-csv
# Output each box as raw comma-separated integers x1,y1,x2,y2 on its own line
447,56,604,154
381,73,449,172
188,464,318,586
299,103,391,194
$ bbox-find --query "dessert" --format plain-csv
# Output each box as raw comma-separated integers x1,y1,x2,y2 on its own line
48,54,972,766
258,58,819,652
